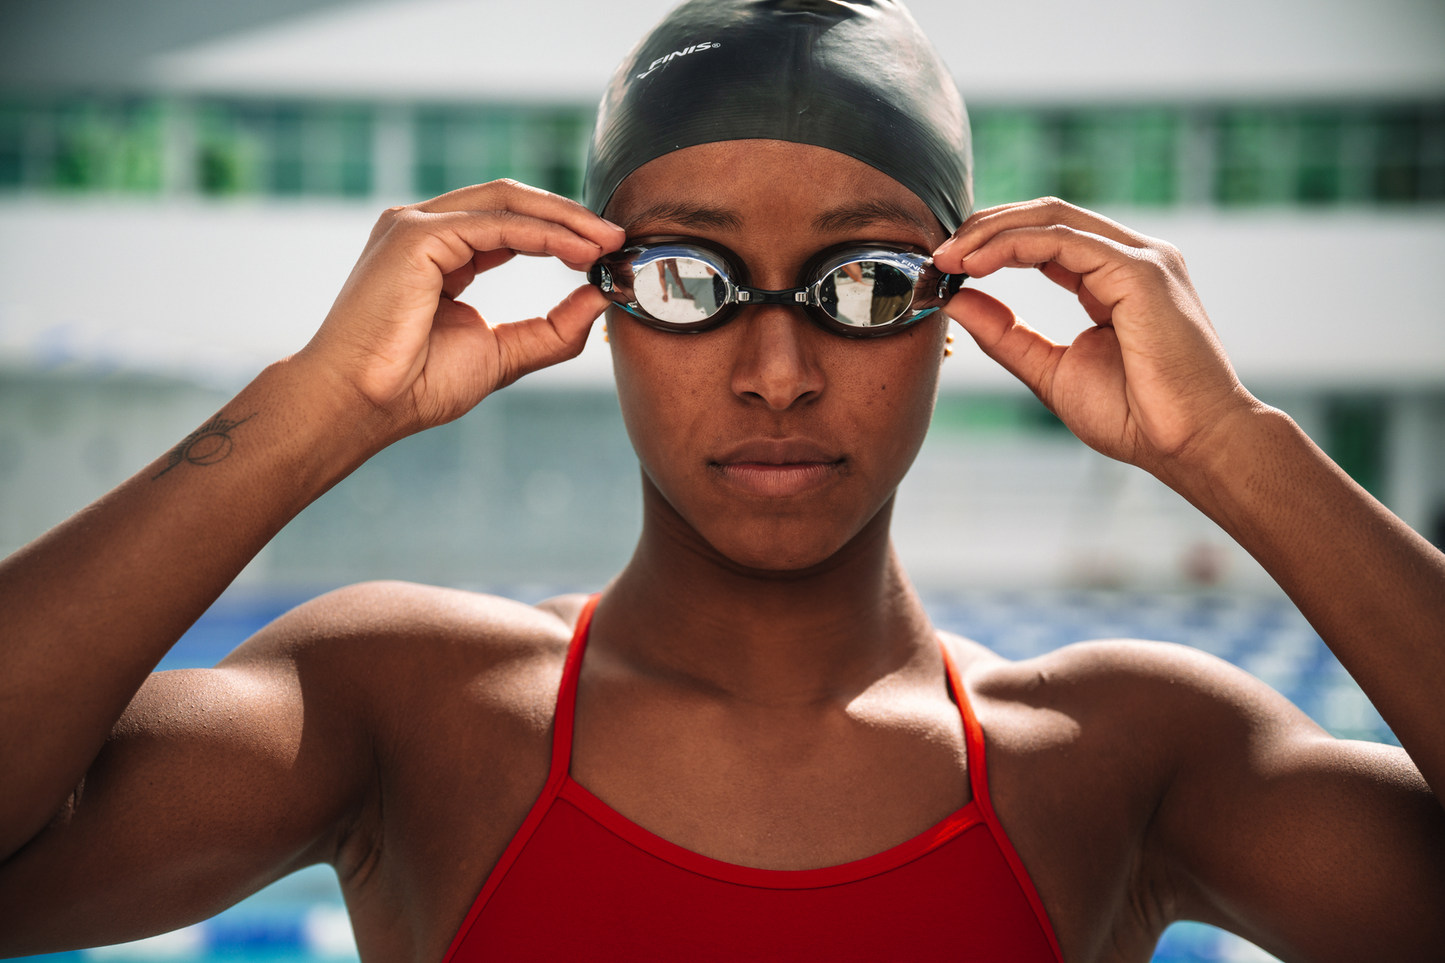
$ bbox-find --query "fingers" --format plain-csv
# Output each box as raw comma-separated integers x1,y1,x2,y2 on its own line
441,249,516,301
1037,261,1114,325
932,198,1185,330
934,196,1152,273
956,223,1123,277
947,223,1173,320
310,182,622,432
930,197,1199,335
470,247,518,274
931,199,1257,469
377,207,611,278
367,180,627,303
943,287,1065,399
413,179,625,254
492,284,610,387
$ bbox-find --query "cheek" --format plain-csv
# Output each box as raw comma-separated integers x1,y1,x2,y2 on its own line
834,321,947,476
612,312,947,476
609,312,726,476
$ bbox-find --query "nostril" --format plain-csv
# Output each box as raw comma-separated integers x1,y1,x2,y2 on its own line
729,313,825,410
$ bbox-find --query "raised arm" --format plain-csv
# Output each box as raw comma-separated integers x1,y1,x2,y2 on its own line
934,196,1445,798
933,198,1445,954
0,183,623,926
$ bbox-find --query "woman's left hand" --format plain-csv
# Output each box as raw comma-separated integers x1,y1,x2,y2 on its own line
932,197,1257,476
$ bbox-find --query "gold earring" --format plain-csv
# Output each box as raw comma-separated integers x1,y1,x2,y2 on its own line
602,322,608,343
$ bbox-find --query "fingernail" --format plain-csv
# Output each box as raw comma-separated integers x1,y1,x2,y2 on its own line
933,237,956,257
603,218,625,232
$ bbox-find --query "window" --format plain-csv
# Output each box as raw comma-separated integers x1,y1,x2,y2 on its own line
413,105,589,199
195,101,372,197
2,96,1440,208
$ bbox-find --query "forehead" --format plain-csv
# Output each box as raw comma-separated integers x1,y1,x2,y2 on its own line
604,140,944,245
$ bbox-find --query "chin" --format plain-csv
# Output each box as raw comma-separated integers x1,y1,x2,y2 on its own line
711,534,851,575
683,497,889,578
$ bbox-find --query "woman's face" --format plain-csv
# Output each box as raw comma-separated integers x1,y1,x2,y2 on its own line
605,140,951,572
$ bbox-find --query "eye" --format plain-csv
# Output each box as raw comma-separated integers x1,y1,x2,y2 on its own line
631,255,729,323
817,260,917,327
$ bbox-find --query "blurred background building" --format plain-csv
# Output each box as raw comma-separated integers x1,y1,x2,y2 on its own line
2,1,1442,961
3,0,1443,594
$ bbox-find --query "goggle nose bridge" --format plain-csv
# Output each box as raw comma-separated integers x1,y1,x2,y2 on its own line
735,286,812,306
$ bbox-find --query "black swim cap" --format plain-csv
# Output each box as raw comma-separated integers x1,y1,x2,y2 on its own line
584,0,973,233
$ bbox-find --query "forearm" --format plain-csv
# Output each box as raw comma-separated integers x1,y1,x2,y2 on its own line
1164,405,1445,797
0,185,614,866
0,356,384,860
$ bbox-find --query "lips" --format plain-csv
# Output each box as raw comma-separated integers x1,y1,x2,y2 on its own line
711,439,845,498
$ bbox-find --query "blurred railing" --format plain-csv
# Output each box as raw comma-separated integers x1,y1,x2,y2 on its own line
2,96,1442,207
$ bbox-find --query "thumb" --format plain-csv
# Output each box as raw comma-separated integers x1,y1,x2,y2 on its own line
493,284,610,387
944,288,1064,398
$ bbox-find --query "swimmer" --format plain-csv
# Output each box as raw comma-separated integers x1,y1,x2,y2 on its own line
1,2,1442,960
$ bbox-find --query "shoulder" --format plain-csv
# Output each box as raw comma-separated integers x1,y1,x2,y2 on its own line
219,582,587,721
952,633,1352,806
229,581,582,664
949,633,1314,752
215,584,590,852
940,635,1308,864
940,635,1319,950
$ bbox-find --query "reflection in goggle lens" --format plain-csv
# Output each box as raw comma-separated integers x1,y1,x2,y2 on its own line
611,245,940,332
633,257,728,323
818,261,915,327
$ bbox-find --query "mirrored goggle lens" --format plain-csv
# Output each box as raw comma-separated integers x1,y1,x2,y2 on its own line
816,261,917,328
632,256,730,324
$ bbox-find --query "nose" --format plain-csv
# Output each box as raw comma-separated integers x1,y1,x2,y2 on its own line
729,307,825,410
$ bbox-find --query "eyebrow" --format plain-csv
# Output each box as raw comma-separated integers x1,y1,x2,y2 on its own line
622,198,935,238
812,200,935,237
625,202,744,232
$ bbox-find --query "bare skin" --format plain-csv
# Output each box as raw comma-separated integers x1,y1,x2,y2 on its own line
0,142,1441,963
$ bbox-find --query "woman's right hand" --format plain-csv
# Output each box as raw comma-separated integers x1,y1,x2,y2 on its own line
0,180,623,889
296,180,625,440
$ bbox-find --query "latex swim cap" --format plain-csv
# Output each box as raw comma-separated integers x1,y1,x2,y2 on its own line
584,0,973,232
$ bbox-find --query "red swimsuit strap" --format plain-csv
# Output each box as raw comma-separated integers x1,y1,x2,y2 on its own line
939,642,1066,963
546,593,598,780
440,594,599,963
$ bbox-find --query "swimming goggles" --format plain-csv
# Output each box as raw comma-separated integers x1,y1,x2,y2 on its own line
587,236,966,337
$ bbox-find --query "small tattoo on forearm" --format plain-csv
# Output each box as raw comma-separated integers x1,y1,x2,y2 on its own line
153,413,255,479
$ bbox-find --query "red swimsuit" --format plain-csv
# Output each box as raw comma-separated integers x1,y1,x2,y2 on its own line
445,597,1064,962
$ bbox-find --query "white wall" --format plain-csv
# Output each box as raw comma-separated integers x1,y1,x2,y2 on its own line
2,199,1440,391
960,208,1445,391
140,0,1445,102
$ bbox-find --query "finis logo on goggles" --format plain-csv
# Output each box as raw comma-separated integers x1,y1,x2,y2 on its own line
637,42,720,79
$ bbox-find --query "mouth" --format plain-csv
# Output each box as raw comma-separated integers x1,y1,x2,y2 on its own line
710,440,846,498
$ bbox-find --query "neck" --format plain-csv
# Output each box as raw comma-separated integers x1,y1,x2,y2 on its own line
595,478,936,706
